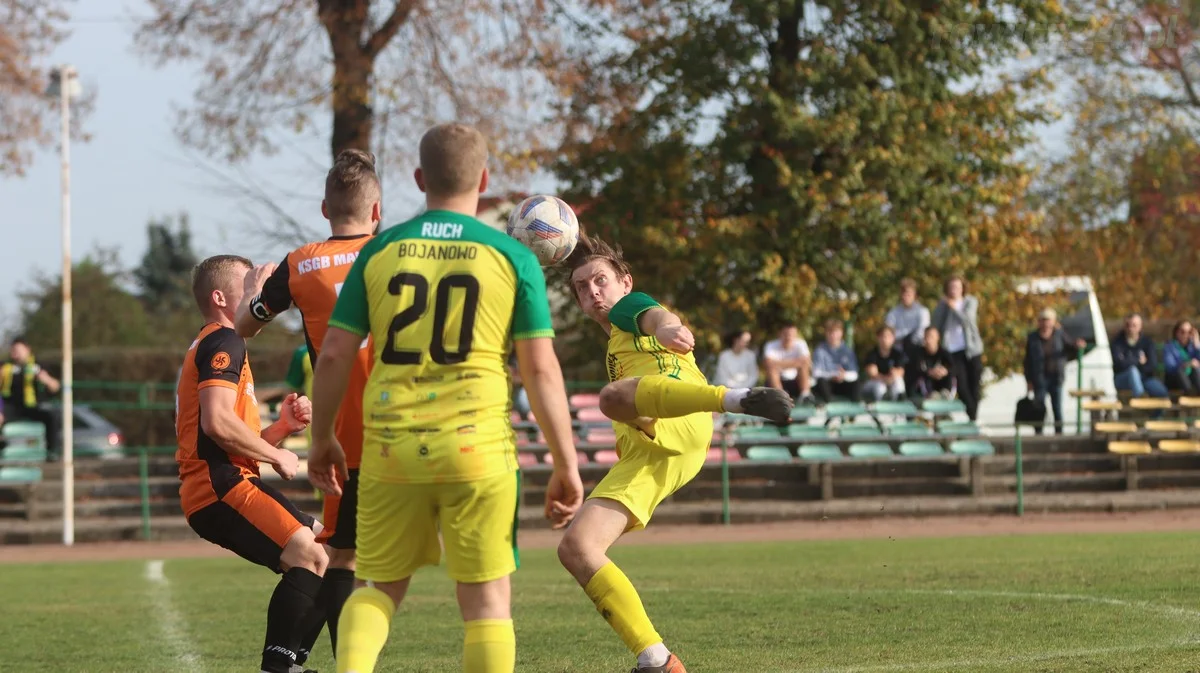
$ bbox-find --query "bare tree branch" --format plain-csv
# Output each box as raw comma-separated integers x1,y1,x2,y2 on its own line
365,0,419,57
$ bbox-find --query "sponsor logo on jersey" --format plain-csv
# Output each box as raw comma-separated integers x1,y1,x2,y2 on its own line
295,251,359,275
459,445,475,454
371,413,403,422
211,352,231,370
456,372,481,381
420,221,464,239
459,409,478,417
418,445,430,457
457,425,476,435
413,374,444,384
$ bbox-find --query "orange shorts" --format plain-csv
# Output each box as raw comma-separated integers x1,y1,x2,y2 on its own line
187,477,315,571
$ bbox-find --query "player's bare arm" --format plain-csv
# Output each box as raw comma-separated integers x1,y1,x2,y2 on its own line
35,367,61,394
233,262,278,338
198,385,299,479
307,326,359,496
636,307,695,354
515,337,584,529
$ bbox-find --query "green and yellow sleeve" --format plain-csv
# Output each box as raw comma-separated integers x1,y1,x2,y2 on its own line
329,238,380,337
608,292,661,336
511,248,555,341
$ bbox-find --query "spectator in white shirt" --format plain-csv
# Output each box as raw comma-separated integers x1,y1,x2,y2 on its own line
762,322,815,404
713,329,760,389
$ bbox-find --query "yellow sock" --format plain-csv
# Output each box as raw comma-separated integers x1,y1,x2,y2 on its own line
634,374,727,419
336,587,395,673
584,562,662,654
463,618,515,673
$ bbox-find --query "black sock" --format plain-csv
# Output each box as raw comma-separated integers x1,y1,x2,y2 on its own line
322,567,357,654
295,607,326,666
262,568,323,673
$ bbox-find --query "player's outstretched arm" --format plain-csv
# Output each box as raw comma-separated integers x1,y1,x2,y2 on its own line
515,337,584,529
308,327,358,496
198,386,298,478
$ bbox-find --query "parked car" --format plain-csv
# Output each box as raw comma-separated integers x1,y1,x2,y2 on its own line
1,404,126,461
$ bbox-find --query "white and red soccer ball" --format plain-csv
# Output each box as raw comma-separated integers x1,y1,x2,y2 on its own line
506,195,580,267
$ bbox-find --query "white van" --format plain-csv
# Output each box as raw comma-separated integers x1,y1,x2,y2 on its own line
975,276,1115,435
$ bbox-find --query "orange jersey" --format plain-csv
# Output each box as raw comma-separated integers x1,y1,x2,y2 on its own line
250,234,374,467
176,323,263,517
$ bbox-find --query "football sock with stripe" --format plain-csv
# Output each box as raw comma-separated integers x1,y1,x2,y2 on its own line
323,567,357,654
584,562,663,655
634,374,728,418
262,567,323,673
336,587,395,673
463,618,516,673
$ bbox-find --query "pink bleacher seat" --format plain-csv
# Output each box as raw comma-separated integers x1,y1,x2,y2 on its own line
510,411,523,424
518,452,538,467
706,448,741,463
516,435,532,448
570,393,602,408
586,428,617,444
593,450,620,464
576,407,608,423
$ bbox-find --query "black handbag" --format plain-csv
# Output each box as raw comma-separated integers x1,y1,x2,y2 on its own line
1015,394,1046,431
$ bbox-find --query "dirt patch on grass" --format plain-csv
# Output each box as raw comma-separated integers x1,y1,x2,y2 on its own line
5,509,1200,565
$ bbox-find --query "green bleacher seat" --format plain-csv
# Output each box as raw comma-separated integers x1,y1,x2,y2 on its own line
837,424,883,438
789,405,817,422
0,466,43,483
746,446,793,461
797,444,843,461
825,401,867,419
847,442,893,458
1,445,48,461
723,412,762,425
887,422,933,437
922,399,967,415
873,400,919,417
949,440,996,456
898,441,945,457
787,425,832,439
2,421,47,451
735,426,782,440
938,421,980,436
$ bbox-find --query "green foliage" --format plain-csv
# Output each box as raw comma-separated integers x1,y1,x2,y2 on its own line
18,249,153,349
556,0,1060,376
134,213,199,312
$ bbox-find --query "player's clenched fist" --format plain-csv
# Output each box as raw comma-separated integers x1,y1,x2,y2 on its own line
272,448,300,481
655,323,695,354
279,393,311,432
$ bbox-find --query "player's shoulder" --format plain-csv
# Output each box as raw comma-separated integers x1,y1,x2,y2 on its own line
378,211,541,269
195,324,245,355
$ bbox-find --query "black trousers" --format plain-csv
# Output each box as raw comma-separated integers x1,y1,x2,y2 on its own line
1166,369,1200,395
815,378,861,403
948,352,983,421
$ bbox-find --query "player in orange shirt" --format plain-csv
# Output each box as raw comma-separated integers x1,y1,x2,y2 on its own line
177,255,328,673
235,149,380,663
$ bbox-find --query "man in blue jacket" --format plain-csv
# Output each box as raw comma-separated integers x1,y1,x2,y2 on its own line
1111,314,1169,398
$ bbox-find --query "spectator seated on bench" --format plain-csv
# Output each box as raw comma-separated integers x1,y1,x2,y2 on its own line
1112,314,1169,398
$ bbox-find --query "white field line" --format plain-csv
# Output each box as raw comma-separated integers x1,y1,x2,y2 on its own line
145,559,203,669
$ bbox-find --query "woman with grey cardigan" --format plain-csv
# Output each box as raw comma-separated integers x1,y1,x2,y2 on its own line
931,275,984,420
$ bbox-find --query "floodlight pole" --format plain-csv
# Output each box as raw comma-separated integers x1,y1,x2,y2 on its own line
55,65,76,547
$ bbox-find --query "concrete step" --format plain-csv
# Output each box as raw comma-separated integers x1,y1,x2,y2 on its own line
983,473,1126,495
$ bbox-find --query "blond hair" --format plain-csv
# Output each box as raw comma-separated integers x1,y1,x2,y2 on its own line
325,149,381,220
418,123,488,198
192,255,251,313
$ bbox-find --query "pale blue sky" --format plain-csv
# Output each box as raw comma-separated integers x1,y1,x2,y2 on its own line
0,2,1072,330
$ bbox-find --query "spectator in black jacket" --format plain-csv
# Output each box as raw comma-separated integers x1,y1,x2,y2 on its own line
1024,309,1086,435
1112,313,1169,398
912,327,956,400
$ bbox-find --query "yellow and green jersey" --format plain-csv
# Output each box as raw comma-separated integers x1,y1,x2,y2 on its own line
330,210,554,484
605,292,707,386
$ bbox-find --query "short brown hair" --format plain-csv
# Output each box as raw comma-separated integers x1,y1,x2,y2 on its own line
899,278,917,293
325,149,381,220
878,324,895,337
944,274,967,295
824,318,843,332
566,232,632,296
418,123,488,198
192,255,251,312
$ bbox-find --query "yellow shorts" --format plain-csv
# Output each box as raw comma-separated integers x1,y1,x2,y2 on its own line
355,470,521,584
587,412,713,531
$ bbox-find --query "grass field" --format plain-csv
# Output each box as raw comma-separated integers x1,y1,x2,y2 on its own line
5,531,1200,672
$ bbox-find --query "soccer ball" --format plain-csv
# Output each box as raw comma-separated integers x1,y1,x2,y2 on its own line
506,195,580,267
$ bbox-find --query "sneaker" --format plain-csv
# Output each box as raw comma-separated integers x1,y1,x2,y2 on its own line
798,392,818,406
740,387,794,424
289,666,318,673
632,654,687,673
